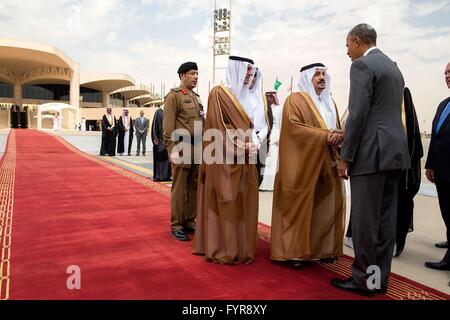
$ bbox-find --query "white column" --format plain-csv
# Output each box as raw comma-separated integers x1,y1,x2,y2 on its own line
7,105,11,128
14,84,22,106
103,91,110,108
70,62,81,127
37,107,42,130
27,106,31,128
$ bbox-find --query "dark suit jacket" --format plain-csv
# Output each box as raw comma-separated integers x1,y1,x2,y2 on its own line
341,48,410,176
425,96,450,183
135,116,149,136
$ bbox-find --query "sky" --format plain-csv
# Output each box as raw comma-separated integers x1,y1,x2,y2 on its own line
0,0,449,130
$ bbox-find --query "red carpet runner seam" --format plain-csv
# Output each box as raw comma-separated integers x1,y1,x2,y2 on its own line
0,130,15,300
10,131,443,300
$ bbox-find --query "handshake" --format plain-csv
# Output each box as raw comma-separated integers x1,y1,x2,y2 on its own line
327,129,344,148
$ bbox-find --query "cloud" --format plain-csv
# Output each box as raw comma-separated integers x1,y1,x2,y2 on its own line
0,0,449,127
411,0,449,16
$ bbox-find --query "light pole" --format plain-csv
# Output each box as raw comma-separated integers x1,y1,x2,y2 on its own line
212,0,232,85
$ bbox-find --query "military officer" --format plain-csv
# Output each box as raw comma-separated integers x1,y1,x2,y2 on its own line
163,62,203,241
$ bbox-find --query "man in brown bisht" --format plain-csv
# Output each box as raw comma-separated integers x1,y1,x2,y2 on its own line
193,56,259,264
271,63,346,269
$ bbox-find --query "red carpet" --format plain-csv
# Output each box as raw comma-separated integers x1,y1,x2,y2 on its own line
0,129,448,300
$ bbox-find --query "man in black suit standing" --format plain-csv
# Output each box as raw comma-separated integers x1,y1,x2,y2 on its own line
424,62,450,271
332,23,410,296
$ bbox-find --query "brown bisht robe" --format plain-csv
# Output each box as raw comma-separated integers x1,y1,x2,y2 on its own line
271,92,346,261
192,85,259,264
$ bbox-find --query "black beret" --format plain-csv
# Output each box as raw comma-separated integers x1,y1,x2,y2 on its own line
177,62,198,74
300,63,325,72
229,56,254,65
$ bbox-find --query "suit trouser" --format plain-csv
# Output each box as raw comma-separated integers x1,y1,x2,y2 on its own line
350,170,401,289
136,134,146,154
170,164,199,230
436,181,450,263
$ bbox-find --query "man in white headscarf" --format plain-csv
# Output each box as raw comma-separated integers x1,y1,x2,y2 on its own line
260,91,281,191
117,108,134,156
248,68,271,184
193,55,260,264
271,63,346,268
100,107,117,156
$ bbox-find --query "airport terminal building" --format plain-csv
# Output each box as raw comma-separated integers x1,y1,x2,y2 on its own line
0,38,161,130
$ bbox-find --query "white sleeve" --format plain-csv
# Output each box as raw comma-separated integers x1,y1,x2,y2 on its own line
257,123,269,145
252,129,261,149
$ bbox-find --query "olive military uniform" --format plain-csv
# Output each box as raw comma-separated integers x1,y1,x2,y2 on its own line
163,86,203,232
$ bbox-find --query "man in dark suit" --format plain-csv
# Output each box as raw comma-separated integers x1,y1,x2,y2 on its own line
135,110,149,156
332,23,410,296
424,62,450,271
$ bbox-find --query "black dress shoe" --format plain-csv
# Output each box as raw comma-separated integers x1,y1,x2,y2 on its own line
171,229,190,241
183,223,196,234
435,241,448,249
376,286,388,294
332,277,387,294
425,260,450,270
331,278,376,297
289,260,304,269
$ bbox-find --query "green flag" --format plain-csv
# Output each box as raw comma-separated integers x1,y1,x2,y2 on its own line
274,79,282,91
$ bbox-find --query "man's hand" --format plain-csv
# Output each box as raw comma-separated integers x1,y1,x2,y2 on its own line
337,160,349,180
327,130,344,147
246,143,258,156
153,139,159,145
107,127,112,131
426,169,435,184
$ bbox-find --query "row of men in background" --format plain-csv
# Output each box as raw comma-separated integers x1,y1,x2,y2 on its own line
99,108,134,156
99,108,147,156
99,107,172,181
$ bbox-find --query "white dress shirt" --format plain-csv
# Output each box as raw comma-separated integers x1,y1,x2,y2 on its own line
363,46,378,56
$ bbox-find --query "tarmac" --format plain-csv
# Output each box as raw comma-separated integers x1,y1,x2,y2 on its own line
2,128,449,295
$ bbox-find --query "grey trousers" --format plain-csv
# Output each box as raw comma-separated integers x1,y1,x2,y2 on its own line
350,170,401,289
136,133,146,154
